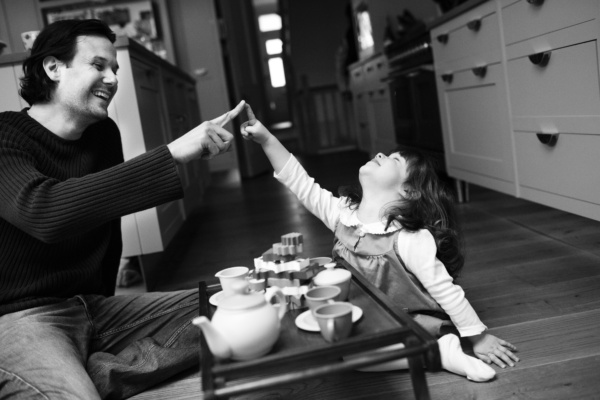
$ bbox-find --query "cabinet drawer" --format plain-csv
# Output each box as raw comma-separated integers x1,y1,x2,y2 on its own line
440,63,514,182
363,56,388,87
502,0,598,46
514,131,600,206
431,1,501,68
437,61,500,89
349,65,365,91
508,39,600,118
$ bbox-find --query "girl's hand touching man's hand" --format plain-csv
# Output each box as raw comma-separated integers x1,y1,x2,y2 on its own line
240,104,272,145
468,332,520,368
168,100,246,164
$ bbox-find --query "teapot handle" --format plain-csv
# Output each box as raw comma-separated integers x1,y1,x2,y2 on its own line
265,287,287,320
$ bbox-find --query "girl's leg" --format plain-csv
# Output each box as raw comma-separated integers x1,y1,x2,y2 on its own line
82,289,199,399
348,334,496,382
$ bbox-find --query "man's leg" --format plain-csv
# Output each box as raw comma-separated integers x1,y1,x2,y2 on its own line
0,299,100,400
83,289,199,399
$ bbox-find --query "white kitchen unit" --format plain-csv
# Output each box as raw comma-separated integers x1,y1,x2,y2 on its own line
431,0,600,221
0,38,210,259
431,0,516,196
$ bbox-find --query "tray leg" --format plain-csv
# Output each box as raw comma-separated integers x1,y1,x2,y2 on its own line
408,354,431,400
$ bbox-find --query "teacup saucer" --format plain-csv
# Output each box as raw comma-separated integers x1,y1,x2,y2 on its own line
295,306,363,332
209,291,225,306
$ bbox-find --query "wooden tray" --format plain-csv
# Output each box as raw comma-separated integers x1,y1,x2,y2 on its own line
198,262,440,399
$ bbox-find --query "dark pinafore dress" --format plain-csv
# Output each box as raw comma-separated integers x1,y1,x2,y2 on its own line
332,221,453,338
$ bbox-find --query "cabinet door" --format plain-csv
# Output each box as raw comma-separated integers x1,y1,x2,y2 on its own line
131,58,185,250
0,65,25,111
437,63,516,194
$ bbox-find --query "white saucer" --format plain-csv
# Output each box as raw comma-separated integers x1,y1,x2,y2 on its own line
295,306,363,332
209,291,225,306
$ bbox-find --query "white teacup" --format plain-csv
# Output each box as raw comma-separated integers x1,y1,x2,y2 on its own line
313,302,353,343
305,285,341,312
313,263,352,301
215,266,249,296
21,31,40,51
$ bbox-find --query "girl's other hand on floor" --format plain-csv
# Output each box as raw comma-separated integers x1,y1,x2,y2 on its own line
469,333,520,368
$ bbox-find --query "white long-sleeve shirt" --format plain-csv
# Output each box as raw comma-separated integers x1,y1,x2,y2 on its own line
274,155,486,337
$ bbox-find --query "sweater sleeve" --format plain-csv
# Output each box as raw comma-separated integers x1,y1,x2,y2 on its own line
397,229,487,337
0,141,182,243
274,155,342,232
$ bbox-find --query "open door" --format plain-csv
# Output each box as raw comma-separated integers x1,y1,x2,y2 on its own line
216,0,272,178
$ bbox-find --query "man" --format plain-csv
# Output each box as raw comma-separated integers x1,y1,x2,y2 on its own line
0,19,245,399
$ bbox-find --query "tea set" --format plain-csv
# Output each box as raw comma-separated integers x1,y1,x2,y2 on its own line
192,233,363,361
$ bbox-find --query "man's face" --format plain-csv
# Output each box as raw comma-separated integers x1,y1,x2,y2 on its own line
53,35,119,124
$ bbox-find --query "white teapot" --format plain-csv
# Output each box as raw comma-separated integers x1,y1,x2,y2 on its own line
193,281,287,360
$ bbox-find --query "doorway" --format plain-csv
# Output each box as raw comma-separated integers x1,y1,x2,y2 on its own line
252,0,292,130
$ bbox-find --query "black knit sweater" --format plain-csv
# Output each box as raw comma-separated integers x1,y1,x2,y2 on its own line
0,110,183,316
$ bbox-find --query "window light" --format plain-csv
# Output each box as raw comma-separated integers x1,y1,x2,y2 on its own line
268,57,286,87
258,13,282,32
265,39,282,55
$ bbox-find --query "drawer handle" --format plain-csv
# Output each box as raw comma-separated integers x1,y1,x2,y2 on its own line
441,73,453,83
467,19,482,32
437,33,449,44
472,66,487,78
527,0,544,5
528,51,551,67
536,133,558,147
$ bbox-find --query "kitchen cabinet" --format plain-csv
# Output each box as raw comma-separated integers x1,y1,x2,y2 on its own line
112,38,209,256
431,0,600,221
431,0,516,195
348,53,395,156
502,0,600,220
0,38,209,259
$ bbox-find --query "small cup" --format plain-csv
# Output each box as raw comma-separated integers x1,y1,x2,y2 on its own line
313,263,352,301
21,31,40,51
215,266,249,296
313,302,353,343
305,285,341,312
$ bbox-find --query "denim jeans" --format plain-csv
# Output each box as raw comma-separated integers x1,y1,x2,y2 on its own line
0,289,199,399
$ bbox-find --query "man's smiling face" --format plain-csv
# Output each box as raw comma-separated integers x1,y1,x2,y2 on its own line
52,35,119,125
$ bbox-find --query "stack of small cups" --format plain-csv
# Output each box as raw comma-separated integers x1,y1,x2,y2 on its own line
306,263,353,342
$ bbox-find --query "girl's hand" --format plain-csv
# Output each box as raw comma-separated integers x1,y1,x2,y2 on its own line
468,333,519,368
240,106,272,145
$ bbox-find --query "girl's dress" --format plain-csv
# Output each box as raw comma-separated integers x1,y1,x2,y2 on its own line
275,155,486,338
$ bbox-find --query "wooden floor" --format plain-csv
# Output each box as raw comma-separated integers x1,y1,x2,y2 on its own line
128,150,600,400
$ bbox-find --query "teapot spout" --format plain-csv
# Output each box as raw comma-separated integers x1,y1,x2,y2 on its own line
192,316,232,359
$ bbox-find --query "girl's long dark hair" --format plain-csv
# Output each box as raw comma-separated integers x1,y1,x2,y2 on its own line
339,147,465,278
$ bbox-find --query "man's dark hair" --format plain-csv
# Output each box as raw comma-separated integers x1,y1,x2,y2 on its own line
19,19,116,106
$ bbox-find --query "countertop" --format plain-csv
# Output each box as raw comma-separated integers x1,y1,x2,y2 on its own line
427,0,490,30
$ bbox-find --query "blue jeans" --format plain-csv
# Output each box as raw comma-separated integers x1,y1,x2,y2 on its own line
0,289,199,399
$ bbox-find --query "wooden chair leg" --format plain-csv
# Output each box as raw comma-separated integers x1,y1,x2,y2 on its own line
408,355,431,400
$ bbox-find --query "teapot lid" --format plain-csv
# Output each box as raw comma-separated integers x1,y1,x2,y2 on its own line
218,281,265,310
313,262,351,286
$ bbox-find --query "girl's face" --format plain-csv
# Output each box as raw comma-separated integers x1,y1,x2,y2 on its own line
359,152,409,196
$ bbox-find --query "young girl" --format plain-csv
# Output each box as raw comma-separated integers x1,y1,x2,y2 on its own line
240,108,519,381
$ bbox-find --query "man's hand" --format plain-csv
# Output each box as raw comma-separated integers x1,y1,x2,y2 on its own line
167,100,245,163
468,332,520,368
